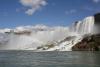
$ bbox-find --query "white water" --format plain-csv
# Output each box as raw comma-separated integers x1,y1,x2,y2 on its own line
72,16,94,34
0,16,95,51
46,34,82,51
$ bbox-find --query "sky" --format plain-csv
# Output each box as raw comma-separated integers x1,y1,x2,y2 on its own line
0,0,100,28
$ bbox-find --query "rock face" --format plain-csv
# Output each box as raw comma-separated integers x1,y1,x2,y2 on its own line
72,34,100,51
94,13,100,24
94,13,100,34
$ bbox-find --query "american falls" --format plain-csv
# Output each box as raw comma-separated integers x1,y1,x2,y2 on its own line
0,16,96,51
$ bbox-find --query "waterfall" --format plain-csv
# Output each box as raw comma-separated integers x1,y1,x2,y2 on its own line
73,16,95,34
0,15,96,51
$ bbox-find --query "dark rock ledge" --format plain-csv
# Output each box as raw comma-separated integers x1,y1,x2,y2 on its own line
72,34,100,51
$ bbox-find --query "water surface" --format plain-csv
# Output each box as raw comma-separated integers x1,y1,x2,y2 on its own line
0,51,100,67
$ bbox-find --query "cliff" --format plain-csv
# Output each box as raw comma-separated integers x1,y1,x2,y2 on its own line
94,13,100,33
72,34,100,51
72,13,100,51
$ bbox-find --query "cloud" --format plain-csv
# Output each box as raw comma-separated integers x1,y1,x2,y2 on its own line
65,9,77,15
16,8,20,12
92,0,100,3
82,6,94,11
82,5,100,12
19,0,47,15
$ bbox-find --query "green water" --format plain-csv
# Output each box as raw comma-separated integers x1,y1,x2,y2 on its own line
0,51,100,67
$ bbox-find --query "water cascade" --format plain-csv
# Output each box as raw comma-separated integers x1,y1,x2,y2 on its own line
72,16,94,34
0,16,96,51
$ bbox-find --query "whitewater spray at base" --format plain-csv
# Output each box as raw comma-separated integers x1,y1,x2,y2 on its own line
0,16,95,51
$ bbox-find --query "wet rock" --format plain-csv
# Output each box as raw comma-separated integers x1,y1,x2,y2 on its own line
72,34,100,51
